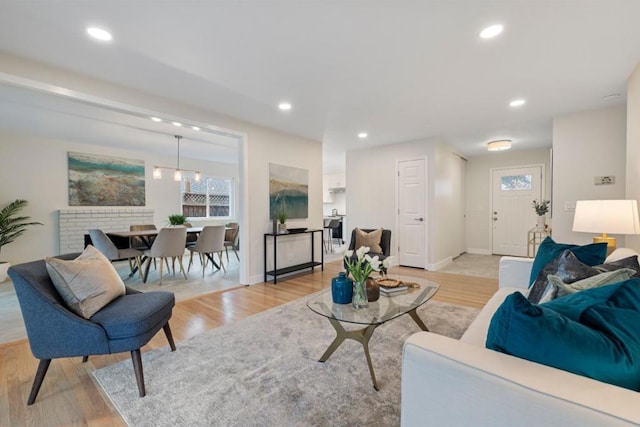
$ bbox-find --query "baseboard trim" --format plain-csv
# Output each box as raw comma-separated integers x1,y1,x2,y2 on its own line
427,256,453,271
466,248,492,255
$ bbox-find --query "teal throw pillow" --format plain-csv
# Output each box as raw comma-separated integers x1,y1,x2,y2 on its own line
486,280,640,391
528,237,607,287
541,282,626,321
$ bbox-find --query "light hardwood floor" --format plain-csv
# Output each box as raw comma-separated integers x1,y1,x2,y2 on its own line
0,260,497,427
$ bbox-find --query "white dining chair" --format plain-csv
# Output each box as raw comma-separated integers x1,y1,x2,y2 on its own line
142,227,188,285
188,225,226,276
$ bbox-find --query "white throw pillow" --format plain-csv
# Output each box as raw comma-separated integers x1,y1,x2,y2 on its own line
45,245,126,319
606,248,640,263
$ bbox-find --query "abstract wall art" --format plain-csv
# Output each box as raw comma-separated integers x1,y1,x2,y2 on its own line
269,163,308,219
68,152,145,206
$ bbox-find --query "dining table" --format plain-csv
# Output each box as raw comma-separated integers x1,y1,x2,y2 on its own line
107,227,223,282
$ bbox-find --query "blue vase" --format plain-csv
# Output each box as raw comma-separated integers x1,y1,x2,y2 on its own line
331,272,353,304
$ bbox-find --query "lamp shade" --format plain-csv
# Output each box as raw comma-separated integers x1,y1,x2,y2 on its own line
572,200,640,235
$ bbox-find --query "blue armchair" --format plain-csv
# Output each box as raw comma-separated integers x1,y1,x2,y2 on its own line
8,254,176,404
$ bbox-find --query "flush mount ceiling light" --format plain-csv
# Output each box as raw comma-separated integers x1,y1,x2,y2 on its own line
153,135,201,182
487,139,512,151
480,24,504,39
358,132,368,139
278,102,292,111
509,99,526,107
172,121,182,127
150,117,162,122
192,126,200,131
86,27,113,41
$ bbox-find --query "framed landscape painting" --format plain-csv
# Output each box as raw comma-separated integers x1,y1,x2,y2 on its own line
269,163,308,219
68,152,145,206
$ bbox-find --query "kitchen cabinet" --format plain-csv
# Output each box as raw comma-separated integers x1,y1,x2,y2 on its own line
324,173,346,204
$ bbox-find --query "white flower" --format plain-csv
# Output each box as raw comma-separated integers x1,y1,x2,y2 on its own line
382,256,397,269
365,254,382,272
343,249,354,258
355,246,370,260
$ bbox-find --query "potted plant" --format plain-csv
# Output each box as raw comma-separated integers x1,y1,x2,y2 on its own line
168,213,187,226
277,211,287,234
0,199,43,282
532,199,550,231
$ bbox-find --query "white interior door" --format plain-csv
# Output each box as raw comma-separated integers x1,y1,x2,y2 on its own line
398,159,426,268
491,166,543,256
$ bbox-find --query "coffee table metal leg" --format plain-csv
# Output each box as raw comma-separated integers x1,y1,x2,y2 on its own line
408,308,430,331
319,318,380,391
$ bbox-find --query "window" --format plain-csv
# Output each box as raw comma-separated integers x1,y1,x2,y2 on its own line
181,175,233,218
501,175,532,191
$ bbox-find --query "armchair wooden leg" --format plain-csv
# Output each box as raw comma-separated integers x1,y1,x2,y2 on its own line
131,349,146,397
27,359,51,405
82,356,89,363
163,323,177,351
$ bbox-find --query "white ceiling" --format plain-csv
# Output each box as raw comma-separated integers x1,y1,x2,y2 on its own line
1,1,639,171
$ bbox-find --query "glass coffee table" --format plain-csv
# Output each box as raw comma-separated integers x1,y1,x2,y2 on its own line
306,277,439,390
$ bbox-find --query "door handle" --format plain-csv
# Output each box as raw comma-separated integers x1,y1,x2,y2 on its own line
414,217,424,222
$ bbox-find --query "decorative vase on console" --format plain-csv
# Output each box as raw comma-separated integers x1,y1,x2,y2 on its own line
343,246,395,309
532,199,550,232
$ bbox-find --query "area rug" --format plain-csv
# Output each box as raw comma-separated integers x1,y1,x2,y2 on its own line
93,295,479,427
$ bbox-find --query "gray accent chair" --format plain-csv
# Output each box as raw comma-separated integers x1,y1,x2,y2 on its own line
344,228,392,270
8,254,176,405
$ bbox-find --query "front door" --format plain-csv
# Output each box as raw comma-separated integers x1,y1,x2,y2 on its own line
398,158,426,268
491,165,543,256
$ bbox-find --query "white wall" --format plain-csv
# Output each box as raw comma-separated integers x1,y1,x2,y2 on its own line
552,105,627,244
465,148,551,254
0,131,238,264
626,62,640,250
346,138,465,269
0,52,323,284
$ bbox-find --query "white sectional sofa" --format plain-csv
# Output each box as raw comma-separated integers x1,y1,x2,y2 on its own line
401,254,640,427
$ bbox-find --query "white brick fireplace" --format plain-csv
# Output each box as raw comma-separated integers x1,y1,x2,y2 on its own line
58,208,154,253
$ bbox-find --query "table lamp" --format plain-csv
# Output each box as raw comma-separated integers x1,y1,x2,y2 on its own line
572,200,640,251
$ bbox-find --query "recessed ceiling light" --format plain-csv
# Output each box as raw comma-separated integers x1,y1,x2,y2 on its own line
278,102,292,111
172,121,182,127
150,117,162,122
358,132,368,139
86,27,113,41
487,139,511,151
480,24,503,39
509,99,526,107
192,126,200,131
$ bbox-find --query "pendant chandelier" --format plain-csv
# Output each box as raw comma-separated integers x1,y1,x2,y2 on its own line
153,135,201,182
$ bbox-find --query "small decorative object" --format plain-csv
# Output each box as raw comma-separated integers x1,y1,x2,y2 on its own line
343,247,396,309
366,277,380,302
277,211,288,234
532,199,550,231
272,217,278,235
0,199,42,282
331,272,353,304
168,214,187,226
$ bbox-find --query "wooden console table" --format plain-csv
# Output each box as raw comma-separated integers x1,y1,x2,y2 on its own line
264,229,323,284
